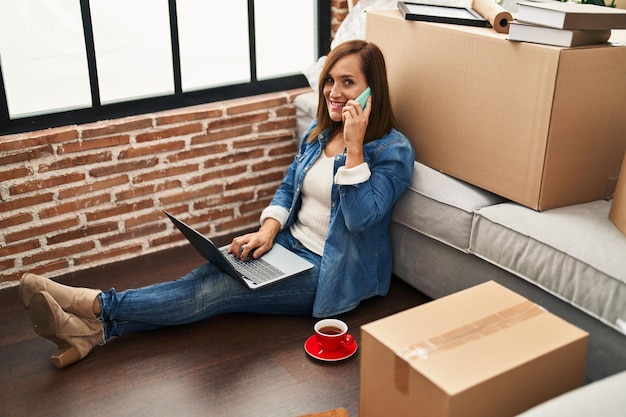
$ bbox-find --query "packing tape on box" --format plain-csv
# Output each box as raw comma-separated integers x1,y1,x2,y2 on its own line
394,301,544,394
472,0,512,34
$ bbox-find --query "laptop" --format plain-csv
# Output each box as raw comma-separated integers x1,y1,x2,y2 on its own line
165,211,314,290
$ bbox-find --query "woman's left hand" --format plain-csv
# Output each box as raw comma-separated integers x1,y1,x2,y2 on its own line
342,95,371,168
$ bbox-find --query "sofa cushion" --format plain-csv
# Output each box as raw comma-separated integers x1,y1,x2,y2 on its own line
514,369,626,417
471,200,626,335
294,91,317,140
392,161,505,252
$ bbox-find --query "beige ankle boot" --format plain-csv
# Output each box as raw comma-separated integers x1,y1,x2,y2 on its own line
19,273,101,318
30,291,104,368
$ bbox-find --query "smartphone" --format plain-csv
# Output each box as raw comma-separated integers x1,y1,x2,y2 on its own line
355,87,371,110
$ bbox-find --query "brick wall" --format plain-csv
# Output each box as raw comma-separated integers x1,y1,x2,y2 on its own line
0,89,313,286
0,1,353,287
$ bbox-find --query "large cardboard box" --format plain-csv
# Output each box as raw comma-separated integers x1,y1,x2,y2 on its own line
366,10,626,210
359,281,588,417
609,152,626,237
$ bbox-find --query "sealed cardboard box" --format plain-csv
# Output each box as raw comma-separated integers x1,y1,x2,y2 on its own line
609,152,626,237
359,281,588,417
366,10,626,210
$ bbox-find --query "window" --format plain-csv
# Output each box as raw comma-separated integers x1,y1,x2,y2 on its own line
0,0,330,135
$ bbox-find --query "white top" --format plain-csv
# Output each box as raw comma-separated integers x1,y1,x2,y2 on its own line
290,152,334,255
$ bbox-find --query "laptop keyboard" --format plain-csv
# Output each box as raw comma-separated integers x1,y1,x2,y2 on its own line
221,248,284,284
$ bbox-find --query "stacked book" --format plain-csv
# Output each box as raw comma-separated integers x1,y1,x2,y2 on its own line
509,1,626,47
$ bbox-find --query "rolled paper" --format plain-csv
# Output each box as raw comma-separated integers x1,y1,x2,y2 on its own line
472,0,513,33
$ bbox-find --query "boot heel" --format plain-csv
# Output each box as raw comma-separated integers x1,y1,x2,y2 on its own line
29,291,104,368
51,345,82,368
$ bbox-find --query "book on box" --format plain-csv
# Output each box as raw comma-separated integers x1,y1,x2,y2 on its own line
516,1,626,30
508,20,612,46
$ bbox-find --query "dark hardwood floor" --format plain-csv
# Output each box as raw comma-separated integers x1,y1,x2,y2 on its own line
0,242,430,417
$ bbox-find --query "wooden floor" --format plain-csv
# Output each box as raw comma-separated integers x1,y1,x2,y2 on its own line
0,242,430,417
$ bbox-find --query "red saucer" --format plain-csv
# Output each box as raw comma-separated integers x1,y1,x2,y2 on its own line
304,334,358,362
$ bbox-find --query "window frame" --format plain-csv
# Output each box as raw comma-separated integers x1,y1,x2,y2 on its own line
0,0,330,135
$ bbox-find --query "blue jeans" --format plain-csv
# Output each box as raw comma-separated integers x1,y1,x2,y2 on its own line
97,231,321,342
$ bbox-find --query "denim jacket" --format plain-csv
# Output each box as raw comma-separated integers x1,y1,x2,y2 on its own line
263,121,415,317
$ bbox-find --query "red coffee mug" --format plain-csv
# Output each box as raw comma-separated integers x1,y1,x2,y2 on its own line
314,319,354,351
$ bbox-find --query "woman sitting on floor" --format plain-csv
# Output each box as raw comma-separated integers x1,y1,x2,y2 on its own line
19,39,415,368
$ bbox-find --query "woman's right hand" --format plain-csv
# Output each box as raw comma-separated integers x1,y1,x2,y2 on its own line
228,218,281,260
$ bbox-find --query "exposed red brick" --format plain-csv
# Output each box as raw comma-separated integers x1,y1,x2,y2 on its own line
116,179,182,202
226,171,285,192
0,212,33,229
75,243,144,266
10,172,86,196
150,233,186,249
119,140,186,160
198,190,255,209
159,183,223,206
233,131,295,150
268,142,299,157
0,166,33,182
57,175,129,200
135,123,203,143
22,241,95,265
257,119,296,133
214,214,259,234
58,135,130,154
0,193,55,212
85,199,154,222
132,163,199,184
203,149,265,169
46,221,119,245
207,113,269,131
0,239,41,258
240,197,273,215
0,126,79,152
333,10,349,22
4,217,80,244
12,259,71,281
191,126,253,145
81,117,154,139
276,107,297,117
0,145,54,166
192,166,247,185
251,155,295,172
38,193,111,219
155,108,222,126
0,258,16,278
39,151,113,172
193,206,236,223
89,157,158,178
164,143,227,163
155,204,188,218
179,214,224,237
123,211,164,229
100,222,166,247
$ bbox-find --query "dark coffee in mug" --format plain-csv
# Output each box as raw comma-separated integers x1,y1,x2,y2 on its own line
318,326,343,335
313,318,352,351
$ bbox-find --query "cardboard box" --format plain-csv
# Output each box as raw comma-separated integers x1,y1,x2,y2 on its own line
359,281,588,417
609,152,626,237
366,10,626,210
